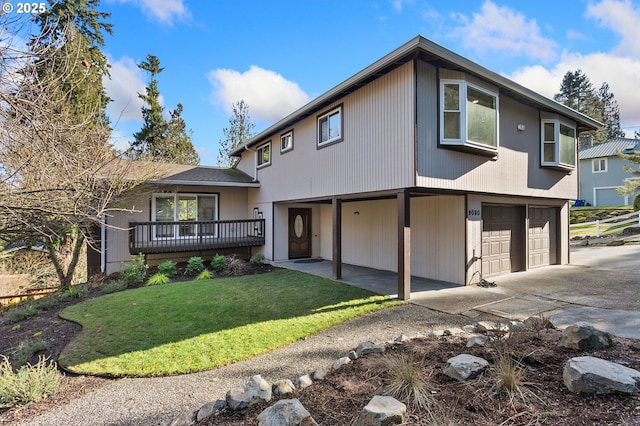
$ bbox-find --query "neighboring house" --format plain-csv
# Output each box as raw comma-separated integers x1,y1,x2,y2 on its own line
95,163,262,276
105,36,600,299
578,138,639,206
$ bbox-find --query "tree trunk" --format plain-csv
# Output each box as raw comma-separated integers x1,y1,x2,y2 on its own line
47,232,85,290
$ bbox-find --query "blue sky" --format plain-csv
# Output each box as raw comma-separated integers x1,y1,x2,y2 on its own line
94,0,640,165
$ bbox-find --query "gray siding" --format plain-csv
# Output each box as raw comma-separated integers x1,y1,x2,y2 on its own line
579,156,637,206
238,62,416,203
415,60,578,199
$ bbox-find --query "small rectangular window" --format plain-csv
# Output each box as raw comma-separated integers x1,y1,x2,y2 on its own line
280,130,293,153
317,105,343,147
540,119,576,169
257,142,271,168
592,158,607,173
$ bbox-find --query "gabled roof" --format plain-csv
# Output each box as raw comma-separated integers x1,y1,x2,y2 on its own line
578,138,638,160
231,35,602,156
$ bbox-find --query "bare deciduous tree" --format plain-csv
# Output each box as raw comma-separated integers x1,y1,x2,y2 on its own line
0,16,157,289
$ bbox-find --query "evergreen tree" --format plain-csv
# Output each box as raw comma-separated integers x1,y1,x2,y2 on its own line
217,100,255,167
598,82,625,140
130,55,199,164
617,149,640,207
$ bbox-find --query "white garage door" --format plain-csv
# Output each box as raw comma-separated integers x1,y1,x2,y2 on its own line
528,207,557,268
482,205,525,277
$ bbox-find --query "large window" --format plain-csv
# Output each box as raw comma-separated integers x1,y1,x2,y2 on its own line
440,80,498,152
541,119,576,169
257,142,271,168
152,193,218,239
317,105,342,147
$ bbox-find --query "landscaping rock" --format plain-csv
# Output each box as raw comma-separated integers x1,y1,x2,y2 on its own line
466,335,490,348
196,400,226,422
351,395,406,426
297,374,313,389
462,324,477,333
257,399,318,426
428,329,445,338
347,350,359,360
356,341,385,357
558,322,614,350
164,411,195,426
444,354,489,381
226,375,272,410
523,316,554,330
333,356,351,370
443,327,465,336
476,321,508,333
564,356,640,395
394,334,410,343
313,367,327,380
273,379,296,395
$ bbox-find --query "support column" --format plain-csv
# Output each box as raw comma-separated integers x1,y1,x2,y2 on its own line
397,190,411,300
332,197,342,280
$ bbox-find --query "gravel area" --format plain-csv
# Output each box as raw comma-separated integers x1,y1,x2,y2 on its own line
16,303,501,426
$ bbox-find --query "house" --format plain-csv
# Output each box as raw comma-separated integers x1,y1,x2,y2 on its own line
103,36,600,300
96,163,263,276
578,137,639,206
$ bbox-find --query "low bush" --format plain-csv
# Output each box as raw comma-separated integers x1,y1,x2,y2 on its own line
119,254,148,286
102,280,128,294
210,254,226,272
383,352,434,411
146,273,170,286
157,261,177,277
12,338,48,368
0,356,61,408
250,253,265,264
3,303,39,324
195,270,212,281
57,285,88,302
184,256,205,276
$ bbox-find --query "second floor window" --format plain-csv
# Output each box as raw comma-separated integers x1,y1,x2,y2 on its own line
317,105,343,147
592,158,607,173
257,142,271,168
541,119,576,169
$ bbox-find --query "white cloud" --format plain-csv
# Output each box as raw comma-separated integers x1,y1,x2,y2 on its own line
510,53,640,134
452,1,558,62
109,0,190,25
103,56,148,123
586,0,640,56
208,65,311,123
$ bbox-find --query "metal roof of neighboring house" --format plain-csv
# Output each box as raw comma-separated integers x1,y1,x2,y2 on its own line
230,35,602,157
578,138,639,160
152,163,259,187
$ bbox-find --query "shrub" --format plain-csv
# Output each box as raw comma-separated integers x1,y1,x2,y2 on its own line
12,338,48,368
383,352,434,410
102,280,128,294
250,253,265,264
146,273,170,286
157,261,177,277
3,302,39,324
120,254,148,286
195,270,212,281
57,285,88,302
0,356,61,408
184,256,205,276
634,194,640,212
491,351,526,401
210,254,226,272
225,255,248,276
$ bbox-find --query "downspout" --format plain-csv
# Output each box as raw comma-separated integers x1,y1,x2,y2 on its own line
100,214,106,273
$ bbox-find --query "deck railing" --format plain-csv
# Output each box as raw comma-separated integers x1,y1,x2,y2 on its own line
129,219,265,254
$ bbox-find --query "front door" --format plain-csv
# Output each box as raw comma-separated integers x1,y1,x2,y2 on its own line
288,208,311,259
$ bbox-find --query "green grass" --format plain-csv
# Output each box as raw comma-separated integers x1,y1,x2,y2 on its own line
58,269,398,377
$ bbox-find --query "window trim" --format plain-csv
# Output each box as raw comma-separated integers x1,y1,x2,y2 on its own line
592,158,608,173
280,130,294,153
540,118,577,170
256,141,271,168
439,79,499,155
151,193,219,240
317,104,343,148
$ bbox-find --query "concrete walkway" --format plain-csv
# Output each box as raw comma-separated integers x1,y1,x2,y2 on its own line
279,243,640,339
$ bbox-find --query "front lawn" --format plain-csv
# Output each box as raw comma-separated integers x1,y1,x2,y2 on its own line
58,269,397,377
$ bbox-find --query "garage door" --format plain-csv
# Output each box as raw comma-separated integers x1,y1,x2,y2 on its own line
594,188,625,207
482,205,525,277
528,207,557,268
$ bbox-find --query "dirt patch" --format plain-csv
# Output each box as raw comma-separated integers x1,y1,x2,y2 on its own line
197,330,640,425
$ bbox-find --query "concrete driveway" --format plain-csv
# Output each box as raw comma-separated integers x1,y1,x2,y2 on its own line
411,244,640,339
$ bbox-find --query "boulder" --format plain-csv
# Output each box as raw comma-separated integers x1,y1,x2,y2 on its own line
558,322,614,350
226,375,272,410
273,379,296,395
564,356,640,395
443,354,489,381
313,367,327,380
257,399,318,426
356,341,385,357
297,374,313,389
196,400,226,421
351,395,406,426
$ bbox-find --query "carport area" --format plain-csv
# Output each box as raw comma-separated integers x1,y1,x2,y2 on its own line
278,244,640,339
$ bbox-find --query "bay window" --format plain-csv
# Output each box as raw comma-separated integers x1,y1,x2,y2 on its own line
541,119,576,169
